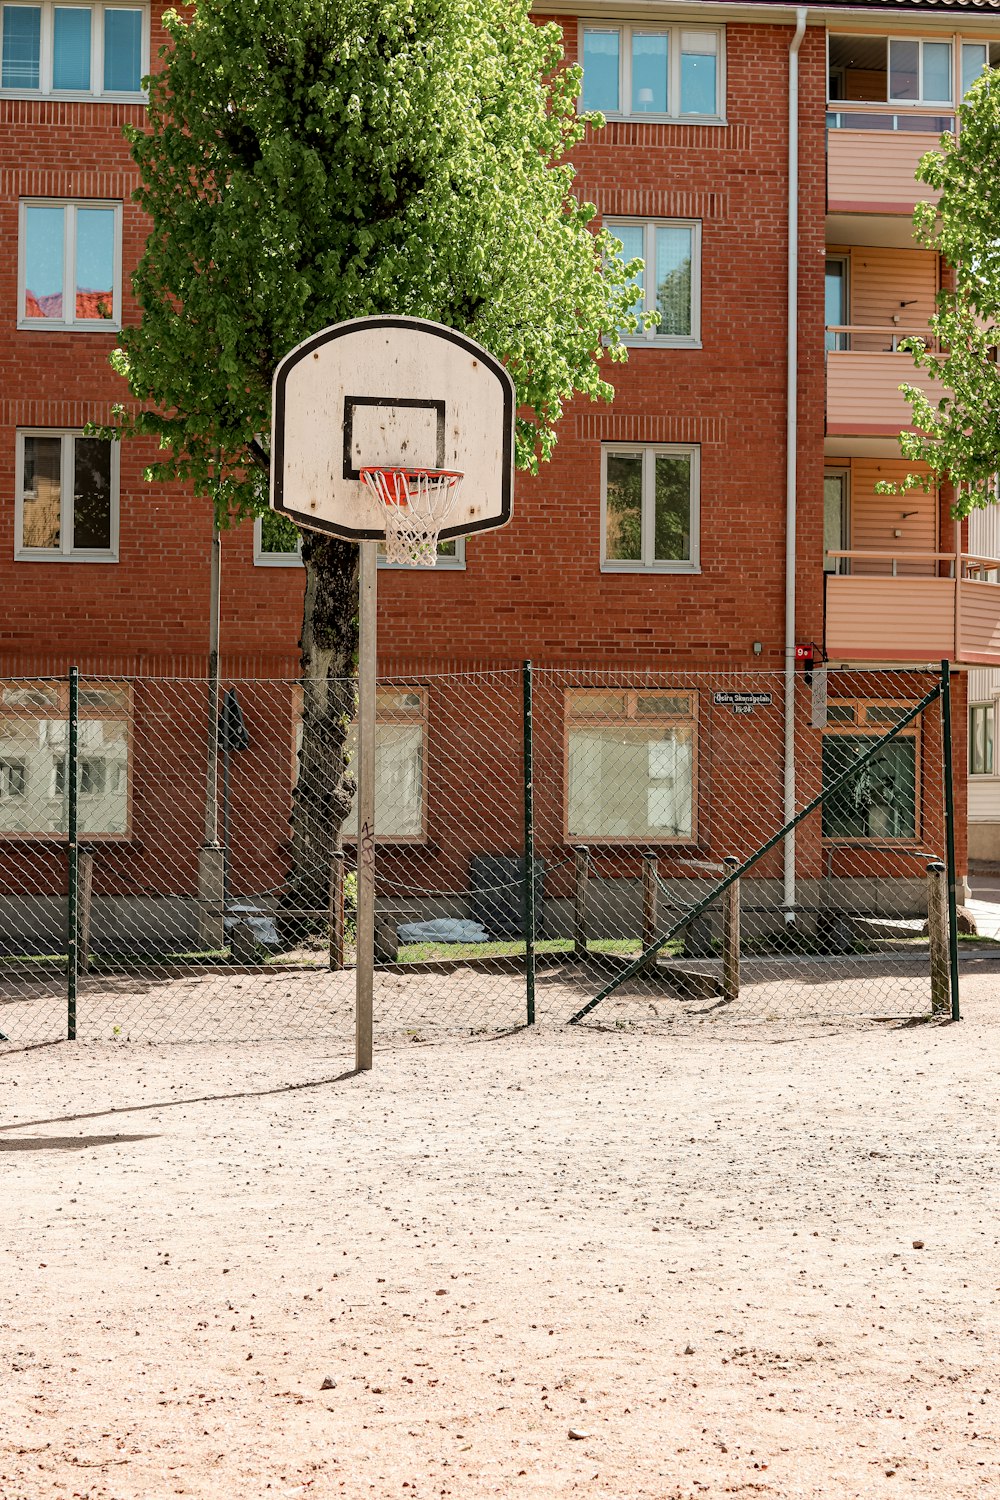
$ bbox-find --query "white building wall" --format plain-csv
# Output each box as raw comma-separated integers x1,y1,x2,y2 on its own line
967,503,1000,855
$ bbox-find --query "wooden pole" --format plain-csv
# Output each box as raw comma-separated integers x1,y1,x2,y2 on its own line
721,854,740,1002
355,541,377,1071
572,846,589,961
329,849,346,972
927,860,950,1016
641,853,658,953
78,848,94,975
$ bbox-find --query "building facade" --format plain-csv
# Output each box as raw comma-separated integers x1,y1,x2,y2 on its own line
2,0,998,946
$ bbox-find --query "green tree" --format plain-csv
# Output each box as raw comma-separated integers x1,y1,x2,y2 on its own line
104,0,644,911
892,72,1000,513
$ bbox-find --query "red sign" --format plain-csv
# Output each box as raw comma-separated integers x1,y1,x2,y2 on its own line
794,644,813,660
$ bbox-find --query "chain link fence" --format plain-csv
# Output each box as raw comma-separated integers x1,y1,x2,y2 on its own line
0,664,961,1045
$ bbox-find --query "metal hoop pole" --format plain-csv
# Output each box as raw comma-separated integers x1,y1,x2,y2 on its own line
356,542,378,1071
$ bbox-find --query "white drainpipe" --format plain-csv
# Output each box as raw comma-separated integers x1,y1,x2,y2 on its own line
784,8,807,922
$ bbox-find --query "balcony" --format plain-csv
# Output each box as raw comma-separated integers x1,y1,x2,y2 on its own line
826,331,944,437
825,553,1000,666
827,108,949,215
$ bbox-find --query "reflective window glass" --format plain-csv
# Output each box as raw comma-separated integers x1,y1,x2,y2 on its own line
72,437,112,549
74,206,115,318
52,6,90,89
103,6,141,91
581,29,619,113
1,4,40,87
21,436,62,550
962,42,987,96
923,41,952,101
889,39,919,100
604,453,643,562
653,454,691,562
655,224,692,337
632,31,667,113
681,31,718,115
24,205,65,319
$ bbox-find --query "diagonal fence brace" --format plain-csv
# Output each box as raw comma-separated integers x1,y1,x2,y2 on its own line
568,678,943,1024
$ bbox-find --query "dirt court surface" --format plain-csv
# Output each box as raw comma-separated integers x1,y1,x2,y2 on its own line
2,989,999,1499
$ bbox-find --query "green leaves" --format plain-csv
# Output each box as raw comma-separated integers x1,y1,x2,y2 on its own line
105,0,637,524
893,73,1000,514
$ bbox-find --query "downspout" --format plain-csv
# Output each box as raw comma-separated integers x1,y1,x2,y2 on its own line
784,8,807,922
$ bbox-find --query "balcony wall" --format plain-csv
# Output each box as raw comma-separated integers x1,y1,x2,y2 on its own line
826,350,943,436
827,118,946,214
826,571,1000,666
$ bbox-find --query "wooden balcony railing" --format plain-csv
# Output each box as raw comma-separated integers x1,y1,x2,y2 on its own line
825,325,938,354
827,110,948,213
825,551,1000,665
826,346,943,435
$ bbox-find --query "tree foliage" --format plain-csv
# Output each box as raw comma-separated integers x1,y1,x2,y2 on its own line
106,0,644,517
893,72,1000,512
102,0,647,914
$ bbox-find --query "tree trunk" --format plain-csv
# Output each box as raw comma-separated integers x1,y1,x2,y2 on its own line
285,532,360,919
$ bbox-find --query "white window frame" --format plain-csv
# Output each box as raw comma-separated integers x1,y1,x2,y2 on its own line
607,218,701,348
564,688,699,846
18,198,122,331
0,678,132,840
0,2,148,98
580,22,726,123
253,515,303,568
960,38,1000,97
14,429,120,562
600,442,700,575
827,32,959,109
887,35,954,106
253,516,466,570
969,702,996,777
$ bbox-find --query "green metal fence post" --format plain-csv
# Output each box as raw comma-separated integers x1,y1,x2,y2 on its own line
940,660,961,1021
66,665,79,1040
522,660,536,1025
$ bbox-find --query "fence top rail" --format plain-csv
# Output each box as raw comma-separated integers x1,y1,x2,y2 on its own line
0,664,946,690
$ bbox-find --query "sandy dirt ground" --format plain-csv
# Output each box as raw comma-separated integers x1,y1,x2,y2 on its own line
1,980,999,1499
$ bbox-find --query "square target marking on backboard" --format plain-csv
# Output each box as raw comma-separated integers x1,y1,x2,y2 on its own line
342,397,446,481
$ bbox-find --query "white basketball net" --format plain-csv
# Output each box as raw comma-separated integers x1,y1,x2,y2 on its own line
359,467,464,568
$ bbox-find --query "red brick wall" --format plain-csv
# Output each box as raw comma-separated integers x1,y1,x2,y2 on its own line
0,14,831,680
378,21,830,679
0,8,969,894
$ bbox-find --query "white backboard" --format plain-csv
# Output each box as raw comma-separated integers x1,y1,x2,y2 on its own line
270,317,515,542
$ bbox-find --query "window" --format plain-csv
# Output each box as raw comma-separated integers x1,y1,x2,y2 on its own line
254,512,303,567
825,256,848,353
961,41,1000,97
0,679,130,837
821,701,919,841
828,34,955,106
15,431,119,562
341,689,427,842
565,689,696,843
601,444,699,573
19,200,121,328
0,3,146,95
889,38,952,104
293,687,427,842
824,470,849,574
253,514,465,569
607,220,701,346
581,23,723,120
970,704,995,775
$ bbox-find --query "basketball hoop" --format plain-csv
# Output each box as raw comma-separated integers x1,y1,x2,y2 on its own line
359,466,464,567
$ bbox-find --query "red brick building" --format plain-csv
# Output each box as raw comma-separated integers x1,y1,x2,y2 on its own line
1,0,997,946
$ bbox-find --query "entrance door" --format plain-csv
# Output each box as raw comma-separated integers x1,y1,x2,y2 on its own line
824,470,849,573
825,257,849,352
